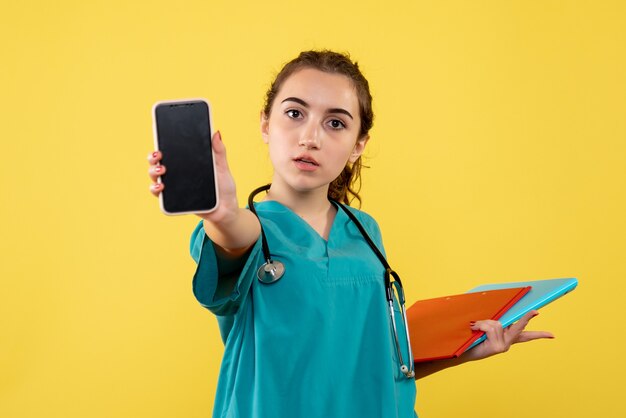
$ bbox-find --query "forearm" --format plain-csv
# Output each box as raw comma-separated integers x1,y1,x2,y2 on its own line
413,355,472,380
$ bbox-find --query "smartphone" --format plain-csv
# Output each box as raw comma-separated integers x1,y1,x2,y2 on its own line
152,98,218,215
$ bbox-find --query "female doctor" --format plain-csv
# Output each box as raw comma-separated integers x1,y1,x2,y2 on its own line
147,50,553,418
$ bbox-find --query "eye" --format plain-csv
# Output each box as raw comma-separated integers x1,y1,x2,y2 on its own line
286,109,302,119
327,118,346,130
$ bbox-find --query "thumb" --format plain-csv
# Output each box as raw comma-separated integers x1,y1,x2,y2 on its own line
212,130,225,154
212,130,230,169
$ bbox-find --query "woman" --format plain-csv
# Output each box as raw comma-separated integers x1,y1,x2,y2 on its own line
148,50,552,418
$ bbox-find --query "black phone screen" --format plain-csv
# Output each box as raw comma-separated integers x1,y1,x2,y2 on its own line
154,100,217,214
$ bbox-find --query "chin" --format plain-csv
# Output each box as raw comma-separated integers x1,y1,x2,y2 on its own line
285,180,330,195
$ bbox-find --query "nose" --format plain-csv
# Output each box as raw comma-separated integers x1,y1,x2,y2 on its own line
298,121,321,149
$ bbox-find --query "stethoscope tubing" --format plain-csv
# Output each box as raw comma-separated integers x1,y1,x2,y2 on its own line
247,184,415,378
248,184,285,283
248,184,274,264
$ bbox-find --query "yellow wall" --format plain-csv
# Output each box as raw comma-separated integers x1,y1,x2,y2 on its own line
1,1,624,417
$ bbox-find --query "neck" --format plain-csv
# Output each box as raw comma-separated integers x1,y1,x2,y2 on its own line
263,179,337,240
265,182,332,219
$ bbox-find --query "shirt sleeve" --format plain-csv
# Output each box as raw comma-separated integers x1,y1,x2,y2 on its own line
189,221,262,318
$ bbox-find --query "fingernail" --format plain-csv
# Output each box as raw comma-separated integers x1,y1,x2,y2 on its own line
152,151,158,158
469,321,476,325
155,166,162,173
216,131,222,141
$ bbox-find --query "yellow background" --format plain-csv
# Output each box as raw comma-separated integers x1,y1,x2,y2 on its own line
1,1,624,417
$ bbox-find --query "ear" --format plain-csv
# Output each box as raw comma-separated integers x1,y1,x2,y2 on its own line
260,111,269,144
349,135,369,163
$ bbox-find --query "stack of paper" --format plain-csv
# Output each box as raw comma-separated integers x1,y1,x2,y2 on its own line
407,278,578,363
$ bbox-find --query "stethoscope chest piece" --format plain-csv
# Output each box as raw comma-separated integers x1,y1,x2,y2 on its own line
256,260,285,284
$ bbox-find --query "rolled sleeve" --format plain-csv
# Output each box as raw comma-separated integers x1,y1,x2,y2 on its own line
189,221,262,318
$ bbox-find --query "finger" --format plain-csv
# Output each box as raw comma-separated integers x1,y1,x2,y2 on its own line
470,319,502,334
506,310,540,337
148,164,166,182
471,320,506,351
515,331,555,343
147,150,162,165
149,182,164,197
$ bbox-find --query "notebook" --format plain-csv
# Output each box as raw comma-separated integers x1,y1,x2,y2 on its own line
464,277,578,351
407,286,531,363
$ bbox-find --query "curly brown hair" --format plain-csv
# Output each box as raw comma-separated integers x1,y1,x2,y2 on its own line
262,50,374,206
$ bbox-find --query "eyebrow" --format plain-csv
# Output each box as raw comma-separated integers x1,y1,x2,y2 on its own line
281,97,354,120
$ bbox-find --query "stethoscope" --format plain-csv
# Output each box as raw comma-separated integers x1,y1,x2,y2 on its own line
248,184,415,379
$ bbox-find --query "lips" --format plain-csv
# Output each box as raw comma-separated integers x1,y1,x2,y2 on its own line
293,154,319,171
293,154,319,166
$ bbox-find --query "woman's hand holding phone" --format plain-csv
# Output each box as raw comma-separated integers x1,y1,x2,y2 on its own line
148,130,239,223
148,131,261,256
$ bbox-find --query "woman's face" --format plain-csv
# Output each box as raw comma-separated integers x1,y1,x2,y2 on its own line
261,68,368,196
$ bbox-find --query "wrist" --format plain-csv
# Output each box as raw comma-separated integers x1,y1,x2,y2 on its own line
201,206,241,230
201,207,260,254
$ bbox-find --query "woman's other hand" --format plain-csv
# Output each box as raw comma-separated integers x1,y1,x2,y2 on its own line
463,310,554,361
